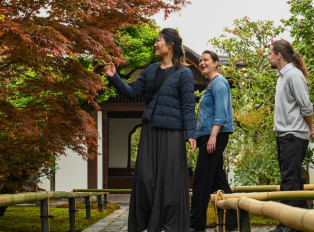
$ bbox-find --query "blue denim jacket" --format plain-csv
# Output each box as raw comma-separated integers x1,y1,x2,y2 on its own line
196,75,234,138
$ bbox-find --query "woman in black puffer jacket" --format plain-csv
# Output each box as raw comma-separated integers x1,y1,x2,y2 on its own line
103,28,196,232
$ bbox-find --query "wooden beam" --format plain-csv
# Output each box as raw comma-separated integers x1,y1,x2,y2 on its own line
102,111,109,189
88,111,98,189
101,103,145,112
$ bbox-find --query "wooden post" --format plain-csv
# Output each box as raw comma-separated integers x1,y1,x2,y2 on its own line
98,195,103,212
40,198,49,232
217,208,225,232
69,197,76,232
85,195,91,219
239,209,250,232
104,193,108,209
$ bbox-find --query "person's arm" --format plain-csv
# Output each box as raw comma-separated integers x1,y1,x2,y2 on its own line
207,80,229,153
102,61,146,99
179,67,196,142
289,75,313,135
207,125,221,153
304,115,314,138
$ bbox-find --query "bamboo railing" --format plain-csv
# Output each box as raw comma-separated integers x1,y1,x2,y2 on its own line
73,188,132,194
230,184,314,193
73,184,314,195
212,190,314,232
0,191,109,232
210,190,314,203
215,196,314,232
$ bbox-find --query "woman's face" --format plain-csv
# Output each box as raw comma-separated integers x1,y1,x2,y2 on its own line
199,53,218,76
154,34,172,58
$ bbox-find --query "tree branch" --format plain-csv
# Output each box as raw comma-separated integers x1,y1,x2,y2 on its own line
20,3,42,25
0,61,15,71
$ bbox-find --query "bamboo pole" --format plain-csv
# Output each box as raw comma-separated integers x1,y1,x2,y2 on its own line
69,197,76,232
40,198,49,232
0,192,49,207
73,184,314,194
0,191,110,207
216,197,314,232
211,190,314,203
230,184,314,193
97,195,103,212
73,189,131,193
85,195,91,219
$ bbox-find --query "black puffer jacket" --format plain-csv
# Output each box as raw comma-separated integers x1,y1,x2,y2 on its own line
109,62,196,139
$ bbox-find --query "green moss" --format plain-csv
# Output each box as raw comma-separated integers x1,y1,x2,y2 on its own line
206,204,277,229
0,202,120,232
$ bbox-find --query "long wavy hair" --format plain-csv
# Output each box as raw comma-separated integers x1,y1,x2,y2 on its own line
272,39,309,82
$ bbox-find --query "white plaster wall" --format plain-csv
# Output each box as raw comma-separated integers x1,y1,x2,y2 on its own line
109,118,142,168
37,149,88,191
97,111,103,189
38,178,50,191
54,149,88,191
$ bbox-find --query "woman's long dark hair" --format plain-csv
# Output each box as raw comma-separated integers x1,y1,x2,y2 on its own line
159,28,187,69
272,39,309,82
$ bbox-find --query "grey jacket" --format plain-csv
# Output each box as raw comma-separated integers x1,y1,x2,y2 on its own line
274,65,313,140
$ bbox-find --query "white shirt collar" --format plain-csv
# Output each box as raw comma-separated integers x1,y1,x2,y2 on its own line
279,63,293,77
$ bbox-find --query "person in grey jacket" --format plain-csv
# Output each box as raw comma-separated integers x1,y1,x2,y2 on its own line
103,28,196,232
268,39,314,232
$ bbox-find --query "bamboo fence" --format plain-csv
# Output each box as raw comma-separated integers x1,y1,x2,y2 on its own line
211,190,314,203
230,184,314,193
216,196,314,232
0,191,109,232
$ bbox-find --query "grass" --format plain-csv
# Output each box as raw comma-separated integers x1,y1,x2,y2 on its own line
0,202,120,232
206,204,277,229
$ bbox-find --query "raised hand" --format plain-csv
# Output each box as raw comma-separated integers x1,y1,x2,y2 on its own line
101,60,116,78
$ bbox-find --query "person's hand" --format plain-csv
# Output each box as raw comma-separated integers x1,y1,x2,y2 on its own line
187,138,196,152
311,124,314,139
101,60,116,77
207,136,217,154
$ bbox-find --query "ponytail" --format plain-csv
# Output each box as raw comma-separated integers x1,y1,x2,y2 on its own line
159,28,188,69
272,40,309,82
292,51,309,82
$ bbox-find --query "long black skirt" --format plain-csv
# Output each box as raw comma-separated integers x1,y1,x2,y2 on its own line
128,121,190,232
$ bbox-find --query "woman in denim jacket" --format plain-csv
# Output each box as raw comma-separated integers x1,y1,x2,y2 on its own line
103,28,196,232
190,50,237,232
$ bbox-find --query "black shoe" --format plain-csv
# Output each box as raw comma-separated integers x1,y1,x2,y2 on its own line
190,228,205,232
226,227,238,231
214,227,238,232
269,224,292,232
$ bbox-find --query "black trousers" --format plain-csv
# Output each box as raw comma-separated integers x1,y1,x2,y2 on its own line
277,134,309,208
190,133,237,231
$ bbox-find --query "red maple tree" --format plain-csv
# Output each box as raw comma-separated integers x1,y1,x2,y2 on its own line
0,0,190,200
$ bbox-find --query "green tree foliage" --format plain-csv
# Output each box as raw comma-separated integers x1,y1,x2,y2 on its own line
208,17,285,185
282,0,313,87
96,24,159,102
115,25,159,69
0,0,189,198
